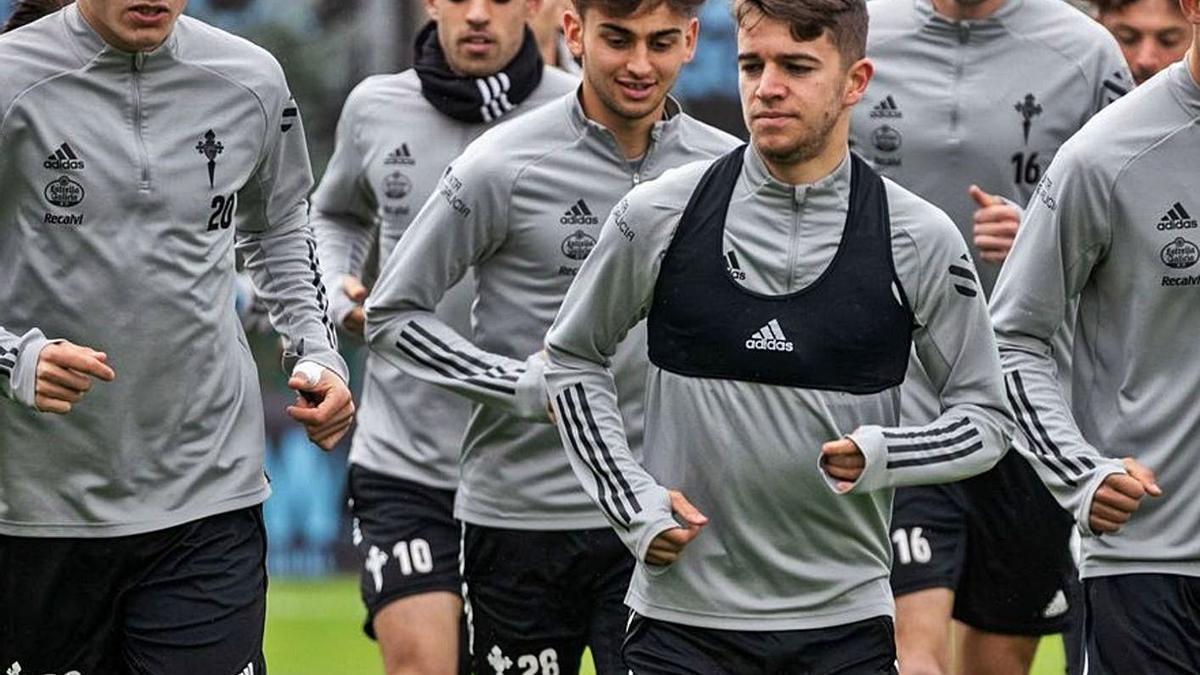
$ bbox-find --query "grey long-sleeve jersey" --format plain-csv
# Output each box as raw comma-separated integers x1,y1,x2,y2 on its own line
365,93,738,529
991,61,1200,580
851,0,1130,293
543,146,1013,630
0,7,346,537
311,68,575,489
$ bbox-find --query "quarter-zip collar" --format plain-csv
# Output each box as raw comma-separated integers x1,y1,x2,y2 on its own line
915,0,1022,44
740,145,851,209
564,89,683,185
64,3,180,69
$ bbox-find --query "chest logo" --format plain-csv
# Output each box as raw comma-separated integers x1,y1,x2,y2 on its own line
560,199,600,226
44,142,84,171
44,175,85,208
872,125,903,153
1161,237,1199,269
870,95,903,119
561,230,596,261
196,130,224,188
385,144,416,166
746,319,794,352
383,172,412,200
1157,202,1197,231
1014,94,1042,145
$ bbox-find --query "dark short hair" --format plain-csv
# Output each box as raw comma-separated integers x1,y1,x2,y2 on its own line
1091,0,1181,13
571,0,704,20
2,0,71,34
734,0,868,64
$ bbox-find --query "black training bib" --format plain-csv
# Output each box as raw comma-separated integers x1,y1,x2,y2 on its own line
647,146,914,393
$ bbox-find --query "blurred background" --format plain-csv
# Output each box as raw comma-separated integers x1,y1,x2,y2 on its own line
0,0,1074,671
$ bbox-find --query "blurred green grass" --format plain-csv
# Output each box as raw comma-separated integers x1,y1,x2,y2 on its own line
265,577,1068,674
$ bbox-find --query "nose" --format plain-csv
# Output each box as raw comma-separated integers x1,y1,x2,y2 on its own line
626,42,653,79
755,62,787,100
465,0,491,27
1131,39,1162,78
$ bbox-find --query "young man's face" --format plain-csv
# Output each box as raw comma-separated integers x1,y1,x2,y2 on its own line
426,0,538,77
565,1,698,122
76,0,187,52
737,12,869,166
1100,0,1190,84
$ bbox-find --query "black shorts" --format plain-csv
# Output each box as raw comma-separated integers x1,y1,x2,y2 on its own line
890,450,1076,635
1082,573,1200,674
623,614,898,674
348,464,462,638
0,506,267,675
462,523,634,675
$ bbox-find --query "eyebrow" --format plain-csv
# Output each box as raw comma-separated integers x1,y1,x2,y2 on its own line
598,23,684,40
736,52,821,63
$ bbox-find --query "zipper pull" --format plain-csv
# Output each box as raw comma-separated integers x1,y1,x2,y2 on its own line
132,51,147,71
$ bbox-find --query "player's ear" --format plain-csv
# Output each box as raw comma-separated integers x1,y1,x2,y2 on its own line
844,56,873,107
425,0,441,21
564,8,584,59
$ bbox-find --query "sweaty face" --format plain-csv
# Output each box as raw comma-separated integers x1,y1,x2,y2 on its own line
568,2,698,123
1100,0,1190,84
76,0,187,52
737,15,854,166
427,0,534,77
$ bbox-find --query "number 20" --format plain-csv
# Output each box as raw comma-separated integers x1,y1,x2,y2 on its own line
207,192,238,231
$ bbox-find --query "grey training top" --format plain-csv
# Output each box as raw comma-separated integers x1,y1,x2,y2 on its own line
990,61,1200,580
851,0,1130,292
312,67,576,490
543,145,1013,630
365,93,739,529
0,7,347,537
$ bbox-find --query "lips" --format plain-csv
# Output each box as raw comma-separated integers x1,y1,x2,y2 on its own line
460,33,495,56
127,3,170,27
617,79,656,102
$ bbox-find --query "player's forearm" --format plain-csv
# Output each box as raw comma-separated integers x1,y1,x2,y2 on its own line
236,215,348,382
312,212,375,328
999,337,1124,525
0,326,51,407
365,308,547,421
845,400,1011,492
545,352,677,561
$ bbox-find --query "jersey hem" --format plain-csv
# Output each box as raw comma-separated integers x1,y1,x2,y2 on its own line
1079,560,1200,579
0,486,270,538
347,454,458,492
625,594,895,631
456,503,609,531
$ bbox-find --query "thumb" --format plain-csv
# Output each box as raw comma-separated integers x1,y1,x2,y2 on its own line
342,276,368,303
969,184,999,208
1122,458,1163,497
821,438,859,457
669,491,708,527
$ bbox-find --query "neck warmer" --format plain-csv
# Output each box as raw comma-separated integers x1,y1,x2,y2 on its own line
413,21,545,124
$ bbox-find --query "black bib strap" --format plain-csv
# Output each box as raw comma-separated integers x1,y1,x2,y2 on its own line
646,146,913,393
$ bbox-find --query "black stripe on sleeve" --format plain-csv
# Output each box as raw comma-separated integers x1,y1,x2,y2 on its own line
886,427,979,454
1010,371,1093,471
1005,379,1078,487
883,417,971,440
887,441,983,469
409,322,498,373
396,332,517,396
574,383,642,514
561,389,631,528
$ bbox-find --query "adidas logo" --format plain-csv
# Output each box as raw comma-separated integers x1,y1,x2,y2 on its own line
745,319,794,352
43,142,84,170
1041,589,1068,619
726,250,746,281
384,143,416,166
237,664,256,675
1157,202,1197,231
560,199,599,226
869,95,902,119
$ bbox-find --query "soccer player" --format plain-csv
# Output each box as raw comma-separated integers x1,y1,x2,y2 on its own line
848,1,1129,672
0,2,354,673
1094,0,1191,84
532,0,582,73
989,1,1199,670
310,0,575,671
541,0,1013,670
362,0,737,670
